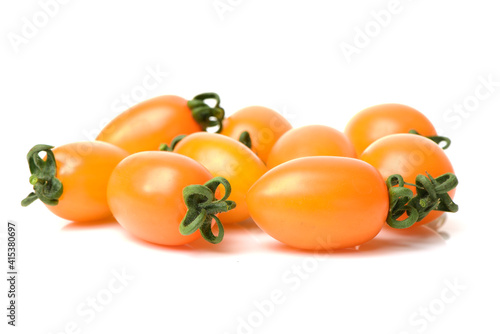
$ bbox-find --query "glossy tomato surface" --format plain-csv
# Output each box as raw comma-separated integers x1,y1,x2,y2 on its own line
47,141,128,222
220,106,292,163
247,156,389,250
97,95,201,154
360,134,455,225
174,132,267,224
107,151,213,246
267,125,357,168
345,103,437,156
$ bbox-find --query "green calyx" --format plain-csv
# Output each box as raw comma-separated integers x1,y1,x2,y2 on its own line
238,131,252,149
386,172,459,229
179,176,236,244
21,144,63,207
188,92,225,133
159,135,186,152
409,129,451,149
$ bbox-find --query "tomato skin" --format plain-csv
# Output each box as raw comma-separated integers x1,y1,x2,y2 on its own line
107,151,213,246
174,132,267,224
46,141,128,222
220,106,292,163
267,125,357,169
345,103,437,156
360,134,455,225
96,95,202,154
247,157,389,250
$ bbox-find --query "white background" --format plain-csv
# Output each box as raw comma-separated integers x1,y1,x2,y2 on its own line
1,0,499,333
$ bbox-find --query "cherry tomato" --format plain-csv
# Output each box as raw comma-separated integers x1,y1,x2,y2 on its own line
220,106,292,163
174,132,267,224
107,151,216,246
247,156,389,250
267,125,357,169
97,93,225,154
360,134,455,225
345,103,437,156
22,142,128,222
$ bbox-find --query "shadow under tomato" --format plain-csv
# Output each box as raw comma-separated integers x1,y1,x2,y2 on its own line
58,216,263,254
112,219,263,254
59,215,451,256
61,217,120,230
61,217,200,253
263,224,447,257
423,213,448,231
119,231,197,253
186,218,266,254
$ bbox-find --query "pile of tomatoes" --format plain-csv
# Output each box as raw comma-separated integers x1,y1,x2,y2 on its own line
22,93,459,251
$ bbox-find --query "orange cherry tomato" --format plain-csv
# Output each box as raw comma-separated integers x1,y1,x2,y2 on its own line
266,125,357,169
220,106,292,163
174,132,267,224
107,151,215,246
247,157,389,250
360,134,455,225
96,93,225,154
22,142,128,222
97,95,200,154
345,103,437,156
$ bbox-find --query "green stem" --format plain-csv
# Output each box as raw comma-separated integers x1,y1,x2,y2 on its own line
188,92,225,133
386,172,458,229
159,135,186,151
409,129,451,149
238,131,252,149
21,144,63,207
179,176,236,244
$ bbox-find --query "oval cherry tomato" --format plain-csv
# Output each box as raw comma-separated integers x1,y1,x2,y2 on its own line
22,142,128,222
107,151,216,246
97,93,225,154
266,125,357,169
247,156,389,250
360,134,455,225
174,132,267,224
345,103,437,156
220,106,292,163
